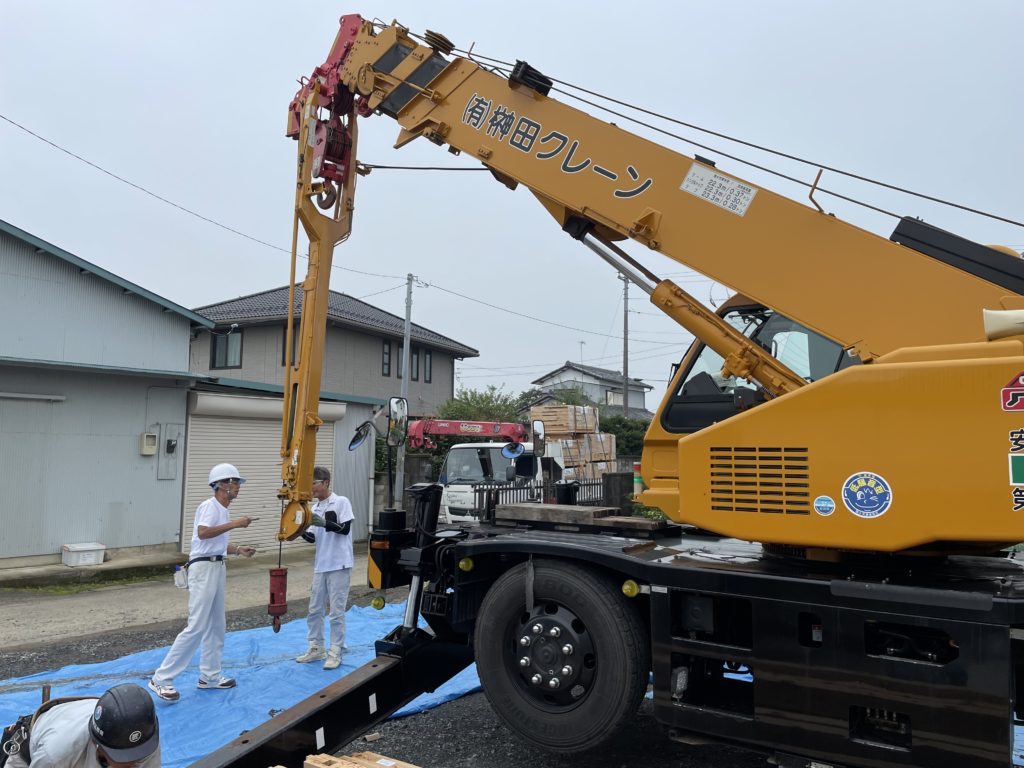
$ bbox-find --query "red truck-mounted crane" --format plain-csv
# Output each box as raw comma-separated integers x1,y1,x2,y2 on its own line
406,419,528,450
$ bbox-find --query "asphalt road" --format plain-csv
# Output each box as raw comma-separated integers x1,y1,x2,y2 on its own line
0,561,766,768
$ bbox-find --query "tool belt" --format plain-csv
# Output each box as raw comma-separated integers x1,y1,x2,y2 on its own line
1,714,31,766
1,696,95,766
186,555,226,566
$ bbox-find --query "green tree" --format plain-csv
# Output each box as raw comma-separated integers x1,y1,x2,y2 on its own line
546,385,592,406
436,385,523,422
598,414,648,457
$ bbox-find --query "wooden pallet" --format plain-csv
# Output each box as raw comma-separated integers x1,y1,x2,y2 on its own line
305,752,422,768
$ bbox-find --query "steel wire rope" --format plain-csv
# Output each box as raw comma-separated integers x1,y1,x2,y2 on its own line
1,109,668,347
458,340,687,377
453,50,1024,229
0,113,406,281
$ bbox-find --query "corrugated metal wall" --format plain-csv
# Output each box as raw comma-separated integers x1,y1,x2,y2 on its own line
182,415,335,555
0,233,191,370
0,369,189,559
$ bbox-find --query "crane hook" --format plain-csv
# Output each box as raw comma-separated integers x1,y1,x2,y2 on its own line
316,182,338,210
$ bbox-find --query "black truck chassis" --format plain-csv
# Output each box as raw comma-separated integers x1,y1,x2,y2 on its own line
197,489,1024,768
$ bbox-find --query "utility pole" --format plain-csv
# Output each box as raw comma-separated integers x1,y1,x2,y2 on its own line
621,274,629,419
394,273,413,506
578,340,586,363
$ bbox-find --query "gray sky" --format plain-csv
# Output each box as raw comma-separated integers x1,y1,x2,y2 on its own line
2,1,1022,405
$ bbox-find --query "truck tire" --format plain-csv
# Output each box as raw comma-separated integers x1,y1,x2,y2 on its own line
473,559,650,753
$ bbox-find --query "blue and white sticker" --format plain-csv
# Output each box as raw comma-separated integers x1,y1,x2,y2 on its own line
812,495,836,516
841,472,893,518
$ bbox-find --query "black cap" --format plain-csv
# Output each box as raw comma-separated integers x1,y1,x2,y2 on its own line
88,684,160,762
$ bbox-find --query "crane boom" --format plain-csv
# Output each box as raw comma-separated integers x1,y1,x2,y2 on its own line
289,16,1023,362
285,15,1024,553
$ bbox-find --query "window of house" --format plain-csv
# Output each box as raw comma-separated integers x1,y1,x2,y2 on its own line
411,347,419,381
382,340,391,377
605,389,623,406
424,350,432,383
211,329,242,369
397,345,404,379
281,322,299,367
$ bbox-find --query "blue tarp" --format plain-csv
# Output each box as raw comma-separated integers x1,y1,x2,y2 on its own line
0,603,480,767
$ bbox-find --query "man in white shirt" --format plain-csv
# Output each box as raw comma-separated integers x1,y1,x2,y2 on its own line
148,463,255,703
3,683,160,768
295,465,354,671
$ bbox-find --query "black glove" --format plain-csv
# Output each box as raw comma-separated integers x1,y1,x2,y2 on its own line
300,530,315,544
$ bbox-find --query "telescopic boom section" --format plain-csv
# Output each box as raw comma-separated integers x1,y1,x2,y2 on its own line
277,60,360,542
406,419,529,450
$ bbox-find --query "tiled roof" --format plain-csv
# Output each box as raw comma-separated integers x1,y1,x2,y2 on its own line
194,286,478,358
532,361,652,389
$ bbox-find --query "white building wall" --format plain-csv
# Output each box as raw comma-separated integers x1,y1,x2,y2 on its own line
0,232,191,371
190,323,457,415
0,368,189,562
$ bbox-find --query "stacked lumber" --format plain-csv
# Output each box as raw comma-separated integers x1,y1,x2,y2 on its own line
530,404,615,481
305,753,422,768
529,404,599,434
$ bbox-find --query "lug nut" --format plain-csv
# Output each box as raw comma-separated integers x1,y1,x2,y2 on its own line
548,677,561,689
532,623,544,634
548,626,561,638
531,674,543,685
519,657,531,667
561,665,573,676
561,644,574,655
520,636,531,647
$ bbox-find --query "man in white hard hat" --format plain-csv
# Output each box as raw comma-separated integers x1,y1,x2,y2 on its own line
148,463,255,703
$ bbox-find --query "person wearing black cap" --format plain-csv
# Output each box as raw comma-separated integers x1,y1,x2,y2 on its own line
3,683,160,768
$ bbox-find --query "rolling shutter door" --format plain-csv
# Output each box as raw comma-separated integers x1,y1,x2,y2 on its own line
182,415,334,554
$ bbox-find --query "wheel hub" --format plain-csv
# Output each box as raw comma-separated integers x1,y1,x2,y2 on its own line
512,604,596,706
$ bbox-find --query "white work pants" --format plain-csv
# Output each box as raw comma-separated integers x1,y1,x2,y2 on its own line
153,560,226,684
307,568,351,652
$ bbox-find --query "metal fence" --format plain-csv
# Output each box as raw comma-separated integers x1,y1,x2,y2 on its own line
472,479,604,512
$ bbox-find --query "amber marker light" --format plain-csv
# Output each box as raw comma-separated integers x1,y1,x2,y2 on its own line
458,557,475,572
371,596,386,610
622,579,640,598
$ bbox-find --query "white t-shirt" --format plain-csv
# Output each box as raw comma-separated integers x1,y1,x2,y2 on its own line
190,496,230,557
309,493,354,573
6,699,160,768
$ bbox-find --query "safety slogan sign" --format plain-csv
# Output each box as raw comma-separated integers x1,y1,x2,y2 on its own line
1001,372,1024,411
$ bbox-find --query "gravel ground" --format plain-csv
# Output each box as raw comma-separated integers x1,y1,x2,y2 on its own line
0,586,766,768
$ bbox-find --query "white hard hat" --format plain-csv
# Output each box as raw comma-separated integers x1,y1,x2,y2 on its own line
209,463,246,487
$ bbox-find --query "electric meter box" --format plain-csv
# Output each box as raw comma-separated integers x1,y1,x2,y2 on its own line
140,432,158,455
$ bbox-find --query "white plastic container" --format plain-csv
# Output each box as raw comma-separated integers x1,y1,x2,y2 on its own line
61,542,106,567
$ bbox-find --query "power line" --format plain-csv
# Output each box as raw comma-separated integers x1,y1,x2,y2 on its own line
457,51,1024,230
0,113,406,281
0,112,712,341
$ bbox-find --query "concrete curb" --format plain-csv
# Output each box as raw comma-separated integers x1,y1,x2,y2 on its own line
0,543,368,590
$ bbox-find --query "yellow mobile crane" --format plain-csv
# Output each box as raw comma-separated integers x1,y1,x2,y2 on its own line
200,15,1024,768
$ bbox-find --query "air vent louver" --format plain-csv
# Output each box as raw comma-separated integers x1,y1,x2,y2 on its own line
709,446,810,514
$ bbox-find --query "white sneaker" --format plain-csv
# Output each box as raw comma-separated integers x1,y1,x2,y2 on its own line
197,675,236,689
296,645,326,663
323,648,342,670
148,679,180,702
